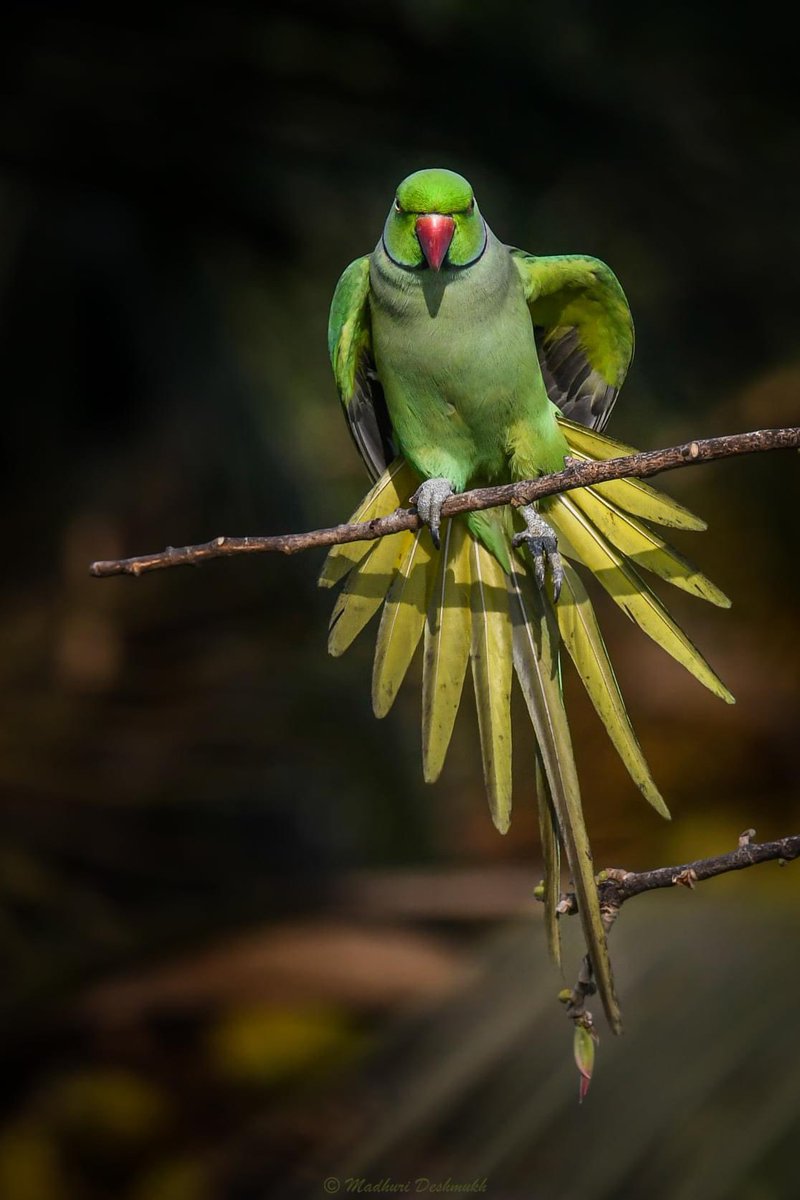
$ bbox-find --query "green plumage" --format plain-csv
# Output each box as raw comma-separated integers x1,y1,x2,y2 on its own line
321,168,732,1034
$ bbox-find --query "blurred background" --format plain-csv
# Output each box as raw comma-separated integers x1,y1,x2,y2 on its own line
1,3,798,1198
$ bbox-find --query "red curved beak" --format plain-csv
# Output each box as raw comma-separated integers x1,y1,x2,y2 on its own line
415,214,456,271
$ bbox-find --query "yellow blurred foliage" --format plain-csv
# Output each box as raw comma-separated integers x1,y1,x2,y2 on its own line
37,1068,170,1145
206,1003,360,1085
129,1156,209,1200
0,1121,66,1200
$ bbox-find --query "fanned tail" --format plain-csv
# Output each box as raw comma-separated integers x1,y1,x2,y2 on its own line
320,438,732,1033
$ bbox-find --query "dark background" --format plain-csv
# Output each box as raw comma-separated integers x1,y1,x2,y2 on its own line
0,4,798,1198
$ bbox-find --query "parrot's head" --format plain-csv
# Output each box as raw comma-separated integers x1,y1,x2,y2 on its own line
382,168,487,272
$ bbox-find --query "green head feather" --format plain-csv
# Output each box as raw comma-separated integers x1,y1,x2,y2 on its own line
383,168,486,269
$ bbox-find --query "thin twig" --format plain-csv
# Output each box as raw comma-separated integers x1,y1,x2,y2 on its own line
554,831,799,1031
89,425,800,577
595,831,800,909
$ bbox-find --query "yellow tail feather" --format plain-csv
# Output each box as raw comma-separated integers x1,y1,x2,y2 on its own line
558,561,669,818
535,751,562,967
469,538,513,834
372,529,436,717
549,494,734,704
328,529,412,657
319,458,419,588
510,560,622,1034
559,418,707,531
421,518,472,783
572,487,730,607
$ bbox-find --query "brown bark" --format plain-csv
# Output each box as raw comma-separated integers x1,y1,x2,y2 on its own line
89,425,800,578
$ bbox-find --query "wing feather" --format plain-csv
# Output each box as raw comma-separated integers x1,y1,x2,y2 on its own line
328,255,395,481
510,251,634,432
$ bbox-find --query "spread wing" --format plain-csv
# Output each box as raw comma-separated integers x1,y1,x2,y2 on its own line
328,255,396,481
509,250,634,432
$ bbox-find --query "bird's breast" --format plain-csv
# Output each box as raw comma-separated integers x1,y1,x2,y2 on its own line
368,234,540,417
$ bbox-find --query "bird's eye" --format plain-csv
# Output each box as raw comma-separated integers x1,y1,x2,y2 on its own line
466,198,475,214
394,199,403,213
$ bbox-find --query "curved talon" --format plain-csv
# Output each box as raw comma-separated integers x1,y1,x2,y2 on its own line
410,477,454,549
513,504,564,602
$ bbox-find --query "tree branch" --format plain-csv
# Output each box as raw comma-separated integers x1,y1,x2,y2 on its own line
89,425,800,578
553,830,799,1054
593,829,800,909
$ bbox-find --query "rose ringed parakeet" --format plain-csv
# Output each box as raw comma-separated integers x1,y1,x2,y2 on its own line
321,168,732,1033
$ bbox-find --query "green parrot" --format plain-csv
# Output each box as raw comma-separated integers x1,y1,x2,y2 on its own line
320,168,733,1033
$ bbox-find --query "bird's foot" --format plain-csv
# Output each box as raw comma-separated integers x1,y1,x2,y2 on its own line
410,477,454,550
513,504,564,602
